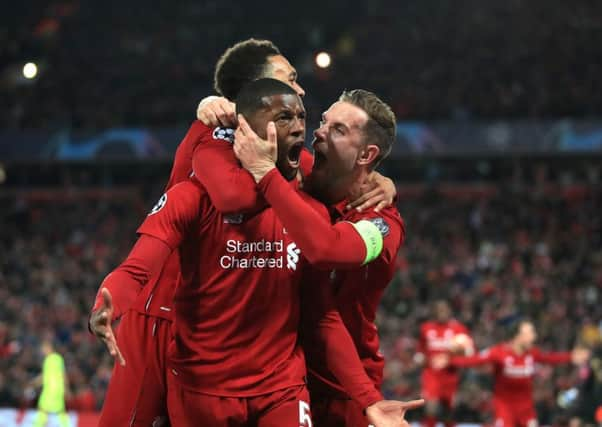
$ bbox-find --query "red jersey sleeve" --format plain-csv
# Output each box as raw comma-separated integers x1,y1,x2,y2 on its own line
301,269,383,409
257,169,371,268
92,180,205,320
452,346,498,367
137,180,205,249
165,121,210,191
191,123,265,214
92,235,171,320
355,207,405,267
532,348,572,365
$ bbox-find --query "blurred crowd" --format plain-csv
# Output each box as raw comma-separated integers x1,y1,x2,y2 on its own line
1,166,600,424
2,0,602,130
0,191,146,411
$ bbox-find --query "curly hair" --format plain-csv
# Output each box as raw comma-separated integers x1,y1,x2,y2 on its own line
214,39,281,100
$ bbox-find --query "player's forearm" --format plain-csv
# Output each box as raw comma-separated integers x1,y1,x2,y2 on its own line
314,311,383,409
192,141,266,214
258,169,368,269
450,354,492,367
535,351,571,365
165,121,205,191
93,235,171,319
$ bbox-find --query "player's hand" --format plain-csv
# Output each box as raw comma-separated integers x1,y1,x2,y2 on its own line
430,353,450,370
365,399,424,427
234,114,277,183
89,288,126,366
196,96,237,128
347,172,396,213
571,347,591,365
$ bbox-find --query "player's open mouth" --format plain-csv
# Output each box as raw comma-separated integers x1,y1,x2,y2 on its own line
313,150,327,170
287,141,303,168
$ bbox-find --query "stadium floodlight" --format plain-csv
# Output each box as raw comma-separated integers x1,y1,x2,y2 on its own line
315,52,331,69
23,62,38,79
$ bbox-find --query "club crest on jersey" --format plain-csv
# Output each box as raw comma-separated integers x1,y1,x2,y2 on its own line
212,127,235,144
286,242,301,271
369,217,390,236
148,193,167,216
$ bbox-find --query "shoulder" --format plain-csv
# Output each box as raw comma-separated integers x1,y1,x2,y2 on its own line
350,206,404,238
450,319,468,331
300,189,329,218
148,178,209,220
421,322,434,332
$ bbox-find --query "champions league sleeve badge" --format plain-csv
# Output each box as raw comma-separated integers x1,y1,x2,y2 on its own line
368,217,390,237
212,127,235,144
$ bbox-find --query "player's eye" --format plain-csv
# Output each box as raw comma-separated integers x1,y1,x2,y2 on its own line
276,115,291,125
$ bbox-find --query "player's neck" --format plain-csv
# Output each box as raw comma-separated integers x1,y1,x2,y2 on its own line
345,168,370,203
510,340,526,355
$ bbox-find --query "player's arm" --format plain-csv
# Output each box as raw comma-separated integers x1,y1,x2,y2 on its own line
164,121,211,191
301,270,383,409
191,130,266,214
91,235,172,320
301,270,423,423
259,167,402,269
90,181,202,363
450,348,496,368
532,347,590,365
345,171,398,213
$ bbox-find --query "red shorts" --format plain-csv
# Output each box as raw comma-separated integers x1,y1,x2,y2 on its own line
311,396,369,427
493,399,537,427
167,372,312,427
421,372,458,407
98,310,171,427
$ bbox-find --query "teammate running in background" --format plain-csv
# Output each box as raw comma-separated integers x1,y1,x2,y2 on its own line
434,319,591,427
31,339,71,427
417,300,473,427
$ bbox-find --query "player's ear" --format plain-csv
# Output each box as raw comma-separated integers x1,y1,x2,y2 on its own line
357,144,380,167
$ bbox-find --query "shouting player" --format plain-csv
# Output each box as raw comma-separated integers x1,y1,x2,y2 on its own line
417,300,473,427
89,39,396,426
200,87,408,426
434,319,590,427
95,78,420,426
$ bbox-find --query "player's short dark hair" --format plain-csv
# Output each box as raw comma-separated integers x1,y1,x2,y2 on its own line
214,39,281,100
505,317,532,340
235,78,298,119
338,89,396,170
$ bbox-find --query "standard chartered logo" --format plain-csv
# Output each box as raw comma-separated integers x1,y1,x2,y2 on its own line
286,242,300,271
219,239,301,270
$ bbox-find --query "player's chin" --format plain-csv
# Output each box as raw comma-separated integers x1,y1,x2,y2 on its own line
278,162,299,181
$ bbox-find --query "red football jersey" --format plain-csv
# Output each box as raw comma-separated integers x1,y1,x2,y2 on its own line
452,343,571,405
419,320,471,388
95,121,314,321
137,177,319,396
306,200,405,396
241,168,405,398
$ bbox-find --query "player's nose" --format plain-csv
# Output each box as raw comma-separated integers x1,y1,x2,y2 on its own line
293,82,305,97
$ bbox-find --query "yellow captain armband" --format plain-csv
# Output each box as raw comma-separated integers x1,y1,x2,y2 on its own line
351,219,385,265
